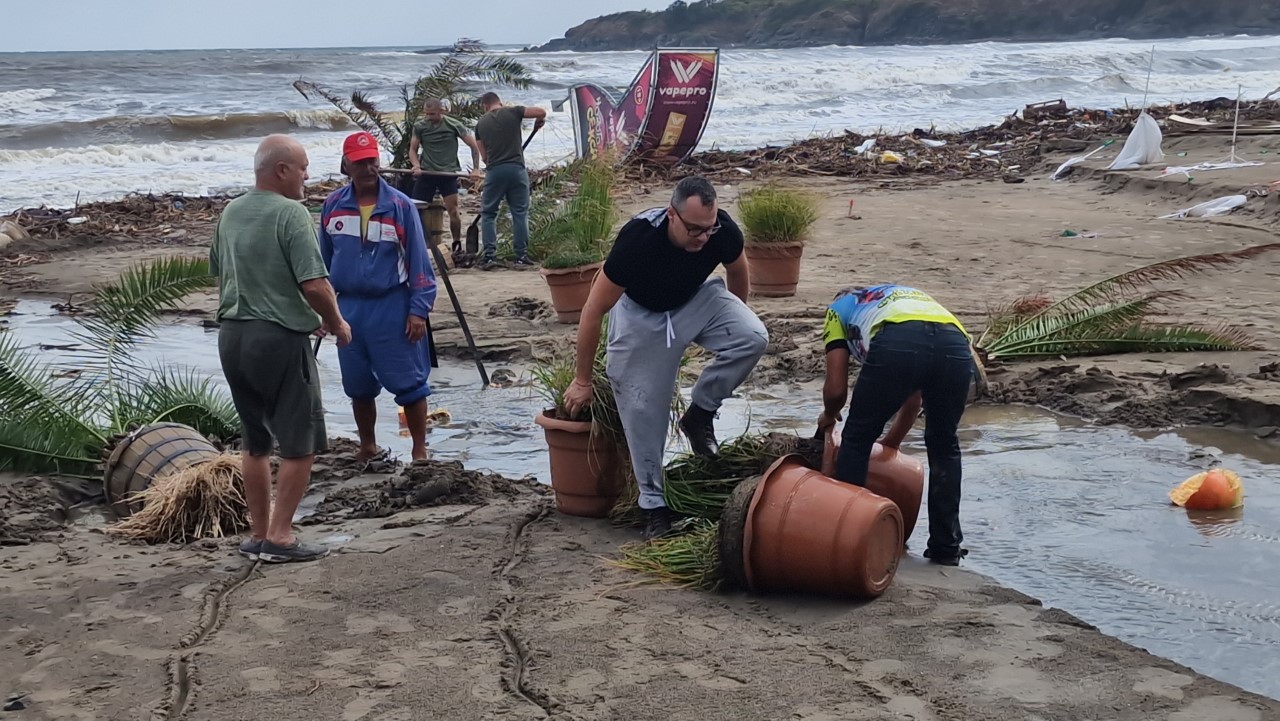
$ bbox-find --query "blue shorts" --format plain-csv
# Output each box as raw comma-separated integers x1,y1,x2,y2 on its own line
336,287,432,406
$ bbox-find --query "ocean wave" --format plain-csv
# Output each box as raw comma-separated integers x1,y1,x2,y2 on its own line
0,109,377,150
0,88,58,116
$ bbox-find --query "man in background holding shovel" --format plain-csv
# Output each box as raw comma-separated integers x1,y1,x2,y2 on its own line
409,98,482,252
473,91,545,270
320,131,439,462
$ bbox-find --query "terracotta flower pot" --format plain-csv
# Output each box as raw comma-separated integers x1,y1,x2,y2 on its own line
720,454,904,599
744,243,804,297
821,430,925,544
534,409,623,518
540,262,603,324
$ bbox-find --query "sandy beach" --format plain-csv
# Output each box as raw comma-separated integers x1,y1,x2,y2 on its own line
3,127,1280,719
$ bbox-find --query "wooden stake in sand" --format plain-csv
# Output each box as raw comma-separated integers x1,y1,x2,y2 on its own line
1230,84,1244,164
1141,45,1156,110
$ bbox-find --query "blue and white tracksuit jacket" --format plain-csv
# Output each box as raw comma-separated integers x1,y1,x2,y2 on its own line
319,178,438,405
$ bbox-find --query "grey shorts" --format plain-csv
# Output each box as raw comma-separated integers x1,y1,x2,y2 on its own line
217,319,327,459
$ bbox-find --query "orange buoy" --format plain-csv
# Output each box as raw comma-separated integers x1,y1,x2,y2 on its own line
1169,468,1244,510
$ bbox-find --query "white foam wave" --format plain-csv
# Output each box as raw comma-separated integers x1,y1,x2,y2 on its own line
0,88,58,116
7,36,1280,210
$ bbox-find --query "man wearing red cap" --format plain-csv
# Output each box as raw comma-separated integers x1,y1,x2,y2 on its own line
319,131,439,462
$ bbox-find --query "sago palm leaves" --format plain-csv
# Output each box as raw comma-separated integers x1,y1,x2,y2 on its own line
0,257,238,477
978,243,1280,361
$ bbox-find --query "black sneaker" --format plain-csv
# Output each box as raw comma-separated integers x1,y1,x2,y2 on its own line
678,405,720,458
924,547,969,567
479,257,501,271
642,507,676,541
513,256,536,268
238,537,263,560
259,538,330,563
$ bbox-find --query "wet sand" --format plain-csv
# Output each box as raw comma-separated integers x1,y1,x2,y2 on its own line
3,454,1279,721
3,133,1280,717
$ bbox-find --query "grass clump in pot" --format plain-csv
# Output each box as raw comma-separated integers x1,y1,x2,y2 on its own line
736,183,819,247
534,157,620,270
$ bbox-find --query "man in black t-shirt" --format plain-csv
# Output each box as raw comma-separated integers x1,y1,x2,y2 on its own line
563,176,769,539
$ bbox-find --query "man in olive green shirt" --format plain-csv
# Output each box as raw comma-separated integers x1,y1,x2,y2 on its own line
210,134,350,565
409,98,482,249
473,91,546,269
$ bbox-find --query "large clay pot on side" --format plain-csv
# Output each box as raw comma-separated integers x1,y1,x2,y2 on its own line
822,430,925,544
103,422,221,518
533,409,623,518
744,243,804,297
540,262,603,324
721,454,904,599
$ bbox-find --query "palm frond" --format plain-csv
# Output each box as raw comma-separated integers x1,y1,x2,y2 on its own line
349,91,402,151
984,292,1180,358
0,332,105,447
293,79,376,133
1011,243,1280,331
69,256,214,427
0,416,100,477
986,323,1259,358
73,256,214,354
112,366,240,442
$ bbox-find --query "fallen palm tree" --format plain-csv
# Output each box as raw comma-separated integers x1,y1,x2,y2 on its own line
0,256,237,480
976,243,1280,362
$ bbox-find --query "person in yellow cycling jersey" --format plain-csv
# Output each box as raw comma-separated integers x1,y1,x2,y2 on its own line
816,284,975,566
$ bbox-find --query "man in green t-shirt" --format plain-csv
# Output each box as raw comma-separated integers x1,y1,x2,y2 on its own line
210,133,351,565
473,91,546,269
409,98,482,249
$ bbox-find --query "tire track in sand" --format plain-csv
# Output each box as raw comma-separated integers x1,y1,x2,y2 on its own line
154,560,261,721
487,504,557,717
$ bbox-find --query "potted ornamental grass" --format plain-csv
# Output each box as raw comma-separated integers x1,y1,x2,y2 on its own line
535,158,619,323
736,183,819,297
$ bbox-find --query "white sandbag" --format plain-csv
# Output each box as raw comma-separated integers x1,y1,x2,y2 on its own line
1108,112,1165,170
0,233,12,251
1159,195,1247,220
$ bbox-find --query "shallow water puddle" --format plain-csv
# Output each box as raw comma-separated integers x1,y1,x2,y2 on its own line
6,299,1280,700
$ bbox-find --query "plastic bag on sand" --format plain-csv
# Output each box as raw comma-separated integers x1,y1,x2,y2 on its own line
1108,112,1164,170
1160,195,1247,220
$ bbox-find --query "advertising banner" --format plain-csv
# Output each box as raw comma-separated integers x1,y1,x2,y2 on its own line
631,49,719,164
566,48,719,164
568,83,617,161
612,53,657,157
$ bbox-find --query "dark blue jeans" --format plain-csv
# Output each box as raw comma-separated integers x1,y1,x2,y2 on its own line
479,162,529,260
833,320,974,557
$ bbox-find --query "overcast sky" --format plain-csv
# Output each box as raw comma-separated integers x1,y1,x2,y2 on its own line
6,0,672,53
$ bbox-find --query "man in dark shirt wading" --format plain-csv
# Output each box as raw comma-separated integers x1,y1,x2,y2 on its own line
472,91,545,269
563,176,769,539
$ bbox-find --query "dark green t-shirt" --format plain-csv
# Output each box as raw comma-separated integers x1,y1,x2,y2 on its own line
414,116,469,172
475,105,526,168
209,190,328,333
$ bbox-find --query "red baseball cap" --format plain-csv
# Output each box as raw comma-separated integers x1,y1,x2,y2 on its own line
342,131,380,163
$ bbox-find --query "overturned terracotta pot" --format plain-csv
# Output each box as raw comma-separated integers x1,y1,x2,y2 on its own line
719,454,904,599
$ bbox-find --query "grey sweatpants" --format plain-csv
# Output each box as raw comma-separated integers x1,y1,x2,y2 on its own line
606,277,769,510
